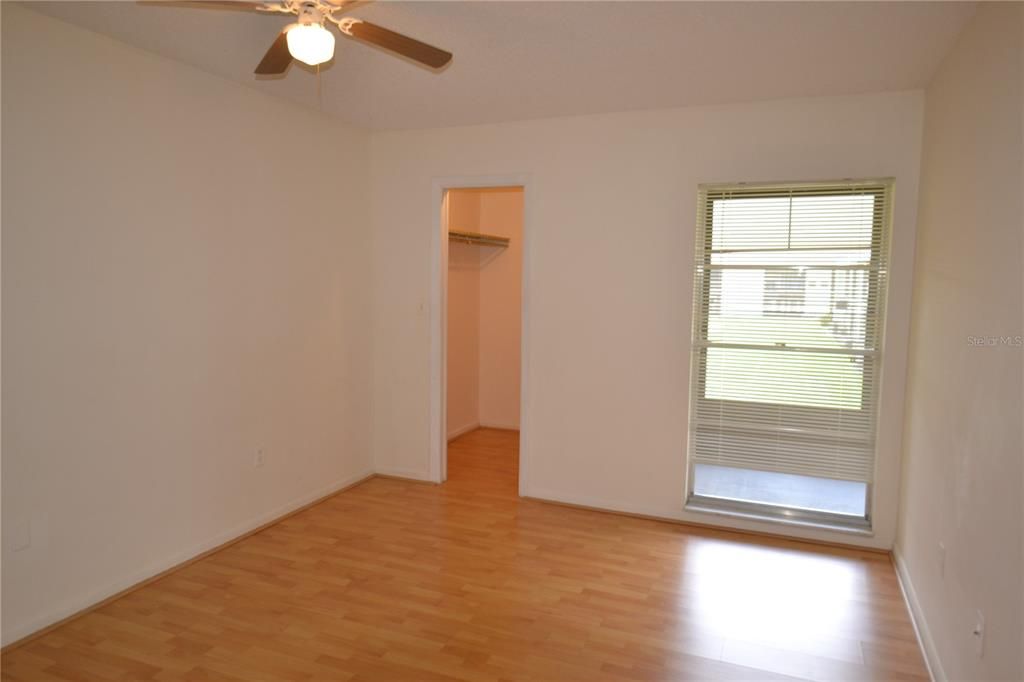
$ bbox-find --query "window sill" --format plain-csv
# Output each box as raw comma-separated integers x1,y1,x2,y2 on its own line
685,496,874,536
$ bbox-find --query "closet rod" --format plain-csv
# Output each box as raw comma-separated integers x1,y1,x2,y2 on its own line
448,230,510,248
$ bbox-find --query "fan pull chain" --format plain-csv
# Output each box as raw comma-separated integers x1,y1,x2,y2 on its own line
317,63,323,111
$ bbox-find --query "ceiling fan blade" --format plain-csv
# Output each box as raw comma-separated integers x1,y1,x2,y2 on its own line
254,29,293,75
140,1,282,12
341,19,452,69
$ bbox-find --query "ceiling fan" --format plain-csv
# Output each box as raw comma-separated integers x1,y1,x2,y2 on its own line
145,0,452,75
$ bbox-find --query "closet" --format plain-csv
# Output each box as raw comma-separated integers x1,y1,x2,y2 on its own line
445,187,523,442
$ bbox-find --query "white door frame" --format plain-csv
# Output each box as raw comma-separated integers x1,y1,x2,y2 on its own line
429,174,532,491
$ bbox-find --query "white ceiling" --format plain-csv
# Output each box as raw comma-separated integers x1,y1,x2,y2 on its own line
27,1,976,131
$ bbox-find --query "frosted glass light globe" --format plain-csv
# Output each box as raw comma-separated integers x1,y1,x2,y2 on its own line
287,23,335,67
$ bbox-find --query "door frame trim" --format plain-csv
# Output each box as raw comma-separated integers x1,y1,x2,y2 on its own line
429,174,532,491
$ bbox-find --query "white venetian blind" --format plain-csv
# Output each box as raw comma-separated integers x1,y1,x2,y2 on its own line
689,180,892,483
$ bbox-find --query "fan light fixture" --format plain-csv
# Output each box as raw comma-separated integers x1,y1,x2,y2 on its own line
286,22,335,66
141,0,454,77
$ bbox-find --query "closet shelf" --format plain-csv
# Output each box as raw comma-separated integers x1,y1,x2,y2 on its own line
448,230,510,248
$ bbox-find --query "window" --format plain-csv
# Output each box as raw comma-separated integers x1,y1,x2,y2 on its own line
686,180,892,528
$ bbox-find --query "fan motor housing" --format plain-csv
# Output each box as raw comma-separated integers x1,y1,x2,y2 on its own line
296,2,324,26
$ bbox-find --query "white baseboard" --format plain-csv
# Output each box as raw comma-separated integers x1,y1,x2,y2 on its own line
524,486,889,549
447,422,479,441
893,548,944,682
374,466,433,482
1,467,374,648
479,422,520,431
524,486,671,518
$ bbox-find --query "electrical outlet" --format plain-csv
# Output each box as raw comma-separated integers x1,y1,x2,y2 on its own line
254,449,266,469
938,542,946,578
972,610,985,658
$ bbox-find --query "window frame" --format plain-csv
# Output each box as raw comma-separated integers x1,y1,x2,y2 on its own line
684,179,894,532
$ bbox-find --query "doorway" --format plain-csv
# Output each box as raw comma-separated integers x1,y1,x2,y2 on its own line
441,186,524,486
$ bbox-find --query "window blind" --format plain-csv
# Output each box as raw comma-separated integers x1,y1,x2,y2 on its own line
689,181,892,485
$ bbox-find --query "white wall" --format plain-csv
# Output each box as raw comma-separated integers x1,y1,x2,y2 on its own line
477,189,523,430
1,5,373,645
370,91,924,549
895,4,1024,681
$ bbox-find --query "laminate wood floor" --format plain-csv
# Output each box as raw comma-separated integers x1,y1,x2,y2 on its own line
2,428,928,681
